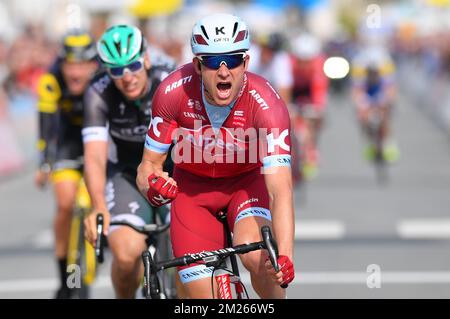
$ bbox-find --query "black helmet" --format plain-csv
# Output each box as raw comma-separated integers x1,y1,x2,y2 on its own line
60,29,97,62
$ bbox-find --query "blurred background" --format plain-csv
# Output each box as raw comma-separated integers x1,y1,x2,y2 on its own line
1,0,450,298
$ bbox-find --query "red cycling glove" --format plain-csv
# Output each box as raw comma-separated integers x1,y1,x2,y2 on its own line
277,255,295,286
267,255,295,287
146,173,178,207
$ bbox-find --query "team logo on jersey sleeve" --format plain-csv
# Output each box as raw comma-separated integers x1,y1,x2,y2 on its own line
266,129,290,153
150,116,163,138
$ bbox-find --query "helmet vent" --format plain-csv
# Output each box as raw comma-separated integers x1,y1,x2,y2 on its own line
126,34,133,55
200,25,209,40
233,30,246,43
232,22,238,38
101,39,114,59
114,41,122,57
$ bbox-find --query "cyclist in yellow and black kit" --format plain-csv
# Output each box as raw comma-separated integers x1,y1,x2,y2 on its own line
34,29,99,299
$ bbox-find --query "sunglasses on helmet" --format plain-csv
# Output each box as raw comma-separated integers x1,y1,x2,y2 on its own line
198,53,246,70
107,57,145,79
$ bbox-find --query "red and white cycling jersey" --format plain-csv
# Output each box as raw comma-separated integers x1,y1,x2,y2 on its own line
145,63,291,178
290,54,328,113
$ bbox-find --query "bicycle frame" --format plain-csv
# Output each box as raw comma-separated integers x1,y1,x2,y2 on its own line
216,211,245,299
66,178,96,298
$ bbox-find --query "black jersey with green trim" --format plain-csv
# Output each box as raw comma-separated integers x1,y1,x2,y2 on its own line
82,62,175,170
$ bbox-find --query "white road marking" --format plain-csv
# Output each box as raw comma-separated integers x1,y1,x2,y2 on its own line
295,220,345,240
31,220,346,250
397,219,450,239
30,218,450,251
0,276,112,293
241,271,450,284
31,229,53,249
3,271,450,294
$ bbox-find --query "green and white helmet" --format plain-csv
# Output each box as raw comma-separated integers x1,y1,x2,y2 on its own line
97,25,146,67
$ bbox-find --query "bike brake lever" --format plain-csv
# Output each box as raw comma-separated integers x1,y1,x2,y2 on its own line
95,214,104,264
261,226,288,289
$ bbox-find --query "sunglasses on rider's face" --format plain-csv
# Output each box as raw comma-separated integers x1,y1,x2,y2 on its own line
198,53,246,70
107,57,145,79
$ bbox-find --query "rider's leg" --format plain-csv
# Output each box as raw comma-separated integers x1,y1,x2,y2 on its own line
234,217,285,299
108,227,147,298
51,170,80,295
181,276,218,299
105,167,156,298
380,105,391,141
53,180,78,260
228,170,286,299
171,203,223,299
170,169,229,299
380,105,399,162
290,115,304,184
358,107,370,137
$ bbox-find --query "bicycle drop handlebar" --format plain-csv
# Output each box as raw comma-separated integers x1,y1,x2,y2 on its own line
94,214,288,298
142,225,288,298
94,213,170,264
261,226,288,288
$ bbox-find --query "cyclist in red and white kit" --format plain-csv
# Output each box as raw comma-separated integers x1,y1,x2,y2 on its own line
136,13,295,299
290,33,329,180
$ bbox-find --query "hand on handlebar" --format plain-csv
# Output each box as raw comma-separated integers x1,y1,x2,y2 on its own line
265,255,295,287
84,210,110,246
146,173,178,207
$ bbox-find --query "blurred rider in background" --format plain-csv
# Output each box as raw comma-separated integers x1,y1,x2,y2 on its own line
248,32,293,104
290,33,329,181
34,29,98,299
351,45,400,163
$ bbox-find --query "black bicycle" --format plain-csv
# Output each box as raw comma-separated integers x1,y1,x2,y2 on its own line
141,211,287,299
95,214,177,299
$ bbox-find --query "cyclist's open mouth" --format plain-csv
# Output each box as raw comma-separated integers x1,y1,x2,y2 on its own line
217,82,232,99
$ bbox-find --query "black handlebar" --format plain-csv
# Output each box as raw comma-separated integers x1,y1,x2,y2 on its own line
261,226,288,288
95,214,170,264
142,226,287,298
94,215,288,296
261,226,279,271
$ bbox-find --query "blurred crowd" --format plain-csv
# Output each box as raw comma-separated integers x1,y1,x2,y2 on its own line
392,24,450,131
0,8,449,111
2,0,450,178
0,22,188,113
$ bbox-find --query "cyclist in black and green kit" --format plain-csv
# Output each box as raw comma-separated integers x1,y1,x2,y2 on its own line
82,25,176,298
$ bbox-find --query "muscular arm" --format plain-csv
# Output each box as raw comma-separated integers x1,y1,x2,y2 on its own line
256,82,295,260
136,148,169,198
82,85,111,240
263,166,294,259
34,72,61,187
37,110,58,167
36,73,61,168
84,140,108,211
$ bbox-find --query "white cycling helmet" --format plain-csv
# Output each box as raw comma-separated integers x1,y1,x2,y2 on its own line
292,33,321,60
191,13,251,56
